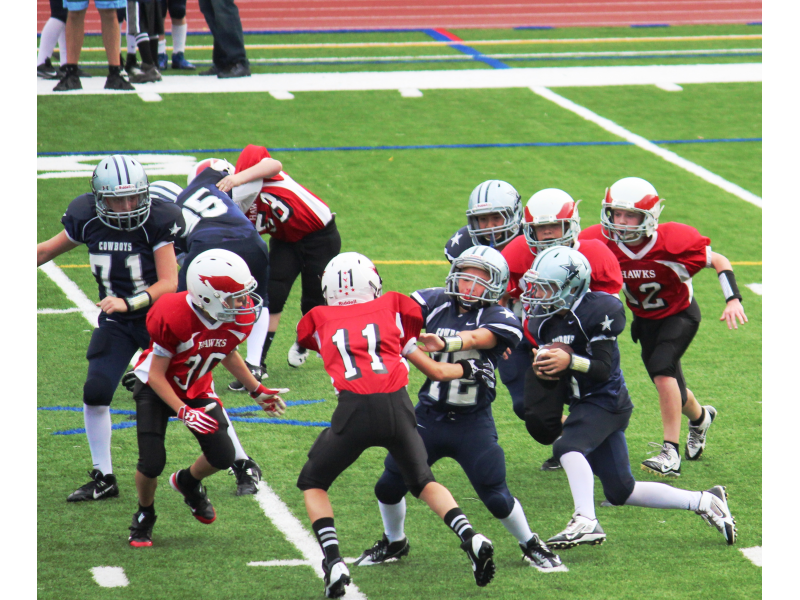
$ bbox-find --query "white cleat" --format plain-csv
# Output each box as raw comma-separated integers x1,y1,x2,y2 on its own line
641,442,681,477
547,514,606,549
696,485,737,545
288,341,310,368
686,405,717,460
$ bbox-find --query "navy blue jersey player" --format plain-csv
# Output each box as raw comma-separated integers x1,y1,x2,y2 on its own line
356,246,563,572
520,246,737,549
37,155,183,503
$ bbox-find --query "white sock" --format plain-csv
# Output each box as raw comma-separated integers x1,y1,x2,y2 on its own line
499,498,534,544
57,28,67,64
560,451,596,520
83,404,113,475
172,23,188,53
246,307,271,367
624,481,702,511
158,37,167,55
379,499,406,542
38,18,65,65
223,408,249,461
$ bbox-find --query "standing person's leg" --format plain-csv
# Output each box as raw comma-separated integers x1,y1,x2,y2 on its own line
38,0,68,77
168,0,195,68
198,0,224,74
261,237,303,370
54,6,86,90
98,3,135,89
211,0,250,77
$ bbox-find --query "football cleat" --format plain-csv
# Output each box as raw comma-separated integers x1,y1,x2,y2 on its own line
696,485,737,545
157,52,168,70
58,64,92,78
169,471,216,524
172,52,196,70
322,557,351,598
128,510,157,547
460,533,496,587
130,64,162,84
540,455,562,471
229,458,262,496
53,73,82,92
37,58,59,79
104,72,135,91
354,534,410,566
547,514,606,549
218,62,251,78
67,469,119,502
520,534,562,570
288,342,310,368
641,443,681,477
199,65,221,76
686,405,717,460
228,361,267,392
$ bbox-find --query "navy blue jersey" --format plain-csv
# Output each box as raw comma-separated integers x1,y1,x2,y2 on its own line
411,287,522,414
173,169,257,254
528,292,632,413
61,194,184,321
444,225,523,263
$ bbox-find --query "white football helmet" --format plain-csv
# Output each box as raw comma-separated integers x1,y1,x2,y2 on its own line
186,249,262,323
91,155,151,231
522,188,581,251
445,245,509,310
465,180,522,248
521,246,591,318
148,180,183,203
321,252,383,307
600,177,663,244
187,158,235,186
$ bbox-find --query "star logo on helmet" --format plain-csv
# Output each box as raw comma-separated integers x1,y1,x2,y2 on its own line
559,256,581,282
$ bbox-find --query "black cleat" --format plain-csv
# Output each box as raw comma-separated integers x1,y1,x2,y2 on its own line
354,534,410,566
461,533,495,587
540,455,562,471
104,72,135,91
130,63,162,84
322,557,351,598
128,511,157,547
38,58,59,79
229,458,262,495
199,64,221,76
67,469,119,502
169,471,216,523
520,533,563,570
218,62,251,78
53,73,82,92
228,361,266,391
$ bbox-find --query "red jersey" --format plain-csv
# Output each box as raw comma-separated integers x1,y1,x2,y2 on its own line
296,292,423,395
133,292,254,400
579,222,712,319
236,144,333,242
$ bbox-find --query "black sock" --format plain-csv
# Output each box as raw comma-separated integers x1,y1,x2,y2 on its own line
178,468,201,491
689,407,706,427
137,40,153,65
125,53,138,70
64,63,78,76
444,507,474,542
139,503,155,515
150,38,159,62
312,517,341,563
663,440,680,453
108,65,121,76
260,332,277,365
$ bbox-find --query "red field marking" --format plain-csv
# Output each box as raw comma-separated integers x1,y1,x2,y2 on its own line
37,1,762,34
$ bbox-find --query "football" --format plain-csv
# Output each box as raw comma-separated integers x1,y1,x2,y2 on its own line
535,342,574,362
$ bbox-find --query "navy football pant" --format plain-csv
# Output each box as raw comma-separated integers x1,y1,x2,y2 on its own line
197,0,248,68
84,312,151,407
375,404,515,519
553,403,636,506
498,339,533,420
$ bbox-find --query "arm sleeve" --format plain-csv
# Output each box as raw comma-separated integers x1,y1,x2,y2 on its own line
574,339,616,382
231,179,262,213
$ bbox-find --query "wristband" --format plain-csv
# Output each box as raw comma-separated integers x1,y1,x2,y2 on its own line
718,270,742,303
455,359,473,379
569,354,591,373
125,291,152,312
439,335,463,353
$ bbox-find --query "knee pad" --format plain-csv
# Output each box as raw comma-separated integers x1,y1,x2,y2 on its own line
267,281,291,314
601,477,635,506
552,436,579,460
137,433,167,479
83,376,115,407
168,0,186,20
205,443,235,471
525,415,562,446
374,469,409,505
471,445,513,519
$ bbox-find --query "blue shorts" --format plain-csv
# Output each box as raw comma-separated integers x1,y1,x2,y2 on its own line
63,0,126,11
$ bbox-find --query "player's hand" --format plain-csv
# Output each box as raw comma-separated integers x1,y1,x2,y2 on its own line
122,371,138,392
97,296,128,314
250,384,290,416
720,298,748,330
456,358,496,389
418,333,446,352
216,174,241,193
536,348,571,376
178,404,219,435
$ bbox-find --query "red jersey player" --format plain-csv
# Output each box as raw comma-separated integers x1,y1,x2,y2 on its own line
214,144,342,377
126,249,289,548
579,176,747,477
295,252,498,598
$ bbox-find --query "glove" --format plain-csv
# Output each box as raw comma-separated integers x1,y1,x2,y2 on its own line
122,370,138,392
250,384,289,416
456,358,496,390
178,403,219,435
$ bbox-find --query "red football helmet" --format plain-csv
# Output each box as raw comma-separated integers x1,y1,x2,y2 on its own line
600,177,663,243
187,158,235,186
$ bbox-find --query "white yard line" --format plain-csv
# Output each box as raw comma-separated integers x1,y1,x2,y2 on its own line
740,546,762,567
529,85,762,208
254,482,368,599
90,566,129,587
37,307,83,314
745,283,762,295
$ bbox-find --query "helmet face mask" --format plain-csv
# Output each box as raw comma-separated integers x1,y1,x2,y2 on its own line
321,252,383,307
187,249,262,325
92,155,151,231
466,180,522,248
521,246,591,318
522,188,581,252
445,246,509,310
600,177,663,244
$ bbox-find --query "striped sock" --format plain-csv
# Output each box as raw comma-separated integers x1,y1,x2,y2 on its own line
312,517,341,562
444,508,474,542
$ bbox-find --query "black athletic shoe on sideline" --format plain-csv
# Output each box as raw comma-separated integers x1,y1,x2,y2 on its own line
354,534,410,566
169,471,216,524
461,533,495,587
228,362,266,392
38,58,59,79
53,73,82,92
322,557,351,598
67,469,119,502
218,62,251,78
230,458,262,495
540,456,562,471
200,65,221,76
128,511,157,547
104,72,135,91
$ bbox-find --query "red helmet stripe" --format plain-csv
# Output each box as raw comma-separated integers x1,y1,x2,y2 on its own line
604,187,613,203
555,201,575,219
635,194,660,210
198,274,244,293
523,206,533,222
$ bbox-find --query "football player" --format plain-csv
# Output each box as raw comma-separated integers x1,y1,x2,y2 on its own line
213,144,342,376
295,252,499,597
521,246,736,549
579,177,747,476
501,188,622,471
148,161,272,495
356,246,562,576
37,155,184,503
126,249,289,547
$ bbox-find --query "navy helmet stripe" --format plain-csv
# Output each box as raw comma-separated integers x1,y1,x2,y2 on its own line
121,155,131,184
111,155,122,185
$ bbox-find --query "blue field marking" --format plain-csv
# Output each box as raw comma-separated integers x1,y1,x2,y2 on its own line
423,29,510,69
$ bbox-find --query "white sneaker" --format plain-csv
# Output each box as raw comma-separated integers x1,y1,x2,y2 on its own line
696,485,737,545
686,405,717,460
546,514,606,549
288,341,309,368
641,442,681,477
